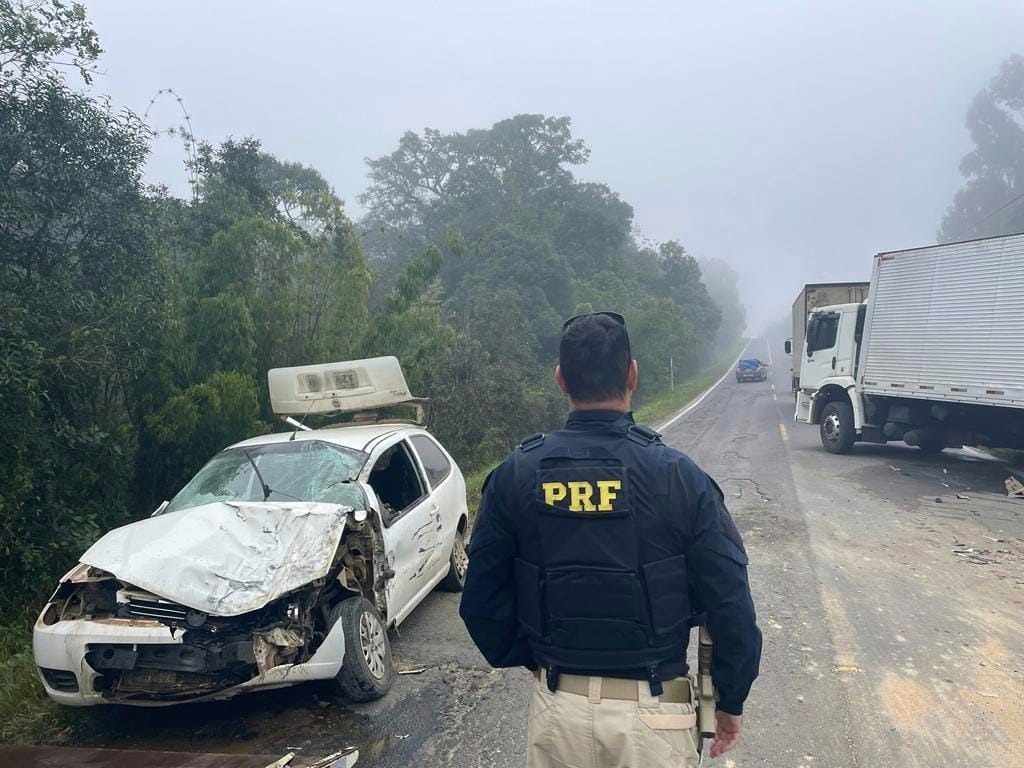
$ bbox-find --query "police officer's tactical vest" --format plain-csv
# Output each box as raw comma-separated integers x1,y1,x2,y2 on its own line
512,415,694,688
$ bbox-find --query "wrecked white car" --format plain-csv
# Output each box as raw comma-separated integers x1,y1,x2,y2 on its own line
33,357,469,706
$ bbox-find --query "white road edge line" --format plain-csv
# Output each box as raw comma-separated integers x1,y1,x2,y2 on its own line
656,341,751,432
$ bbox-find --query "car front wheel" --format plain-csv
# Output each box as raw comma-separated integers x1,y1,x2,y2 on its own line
331,597,395,701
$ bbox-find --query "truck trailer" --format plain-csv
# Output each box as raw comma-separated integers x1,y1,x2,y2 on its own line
786,282,869,395
793,233,1024,454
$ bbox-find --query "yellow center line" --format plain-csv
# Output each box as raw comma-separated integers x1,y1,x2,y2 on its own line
778,423,789,442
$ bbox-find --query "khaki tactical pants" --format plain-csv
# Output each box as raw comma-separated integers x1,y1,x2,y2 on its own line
526,672,701,768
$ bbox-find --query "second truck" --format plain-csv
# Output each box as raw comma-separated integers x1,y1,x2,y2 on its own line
790,233,1024,454
787,282,869,396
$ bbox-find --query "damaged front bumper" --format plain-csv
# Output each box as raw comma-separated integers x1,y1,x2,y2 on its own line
33,502,386,706
33,591,348,707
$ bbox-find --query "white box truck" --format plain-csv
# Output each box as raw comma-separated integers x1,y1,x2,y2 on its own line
794,233,1024,454
785,283,869,395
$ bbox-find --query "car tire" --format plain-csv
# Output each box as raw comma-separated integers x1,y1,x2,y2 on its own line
331,597,394,702
440,521,468,592
820,401,856,454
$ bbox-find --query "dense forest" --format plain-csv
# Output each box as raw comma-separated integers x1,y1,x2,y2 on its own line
0,2,743,625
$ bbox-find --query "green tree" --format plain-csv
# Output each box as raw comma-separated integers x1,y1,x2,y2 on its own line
0,1,166,611
361,115,588,236
0,0,101,83
939,54,1024,242
133,139,372,508
145,371,265,496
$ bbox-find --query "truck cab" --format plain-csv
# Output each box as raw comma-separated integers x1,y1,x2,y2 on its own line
794,302,866,452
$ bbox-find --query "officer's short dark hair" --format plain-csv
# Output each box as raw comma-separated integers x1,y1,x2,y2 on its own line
559,314,631,402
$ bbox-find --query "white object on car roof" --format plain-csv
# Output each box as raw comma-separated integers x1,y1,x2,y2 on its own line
79,501,351,616
268,356,426,419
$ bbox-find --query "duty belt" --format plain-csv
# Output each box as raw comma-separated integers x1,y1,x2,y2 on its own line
544,672,693,703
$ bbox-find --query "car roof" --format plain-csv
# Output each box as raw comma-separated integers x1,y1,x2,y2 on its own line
229,422,429,454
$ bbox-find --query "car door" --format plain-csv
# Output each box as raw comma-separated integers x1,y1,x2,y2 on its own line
408,433,458,570
365,437,441,622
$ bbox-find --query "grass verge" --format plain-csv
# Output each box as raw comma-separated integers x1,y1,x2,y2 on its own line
464,466,492,517
0,627,79,744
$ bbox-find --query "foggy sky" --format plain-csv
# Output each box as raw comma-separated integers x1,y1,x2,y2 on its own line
82,0,1024,331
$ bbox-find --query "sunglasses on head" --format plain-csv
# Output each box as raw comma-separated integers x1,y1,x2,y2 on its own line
561,311,631,366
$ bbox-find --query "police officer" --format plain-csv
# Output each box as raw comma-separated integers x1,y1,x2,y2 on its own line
459,312,761,767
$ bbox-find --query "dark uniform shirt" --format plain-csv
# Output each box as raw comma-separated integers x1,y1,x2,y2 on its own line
459,409,762,715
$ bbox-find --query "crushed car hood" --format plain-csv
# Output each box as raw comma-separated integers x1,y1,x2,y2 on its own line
79,502,351,616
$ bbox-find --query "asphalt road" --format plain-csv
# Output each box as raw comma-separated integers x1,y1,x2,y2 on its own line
61,338,1024,767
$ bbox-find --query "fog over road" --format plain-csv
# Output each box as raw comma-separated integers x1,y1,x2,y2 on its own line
56,340,1024,767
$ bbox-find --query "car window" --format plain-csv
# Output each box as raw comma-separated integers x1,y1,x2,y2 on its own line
410,435,452,488
165,440,367,513
368,441,428,526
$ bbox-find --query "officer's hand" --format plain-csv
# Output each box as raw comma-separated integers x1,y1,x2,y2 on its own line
709,712,742,758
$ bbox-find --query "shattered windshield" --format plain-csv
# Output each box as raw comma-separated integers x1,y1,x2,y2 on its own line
165,440,367,513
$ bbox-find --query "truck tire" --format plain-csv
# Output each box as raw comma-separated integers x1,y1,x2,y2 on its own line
820,401,856,454
331,597,395,702
439,520,468,592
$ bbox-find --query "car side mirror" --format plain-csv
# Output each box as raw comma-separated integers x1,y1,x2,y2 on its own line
352,509,368,523
784,339,792,355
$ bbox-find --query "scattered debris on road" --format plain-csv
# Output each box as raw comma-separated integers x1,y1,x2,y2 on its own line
951,545,1001,565
304,751,361,768
1006,476,1024,498
956,493,970,500
264,754,296,768
398,667,427,675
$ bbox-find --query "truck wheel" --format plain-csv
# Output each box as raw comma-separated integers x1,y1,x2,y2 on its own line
331,597,395,702
439,521,468,592
820,401,856,454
